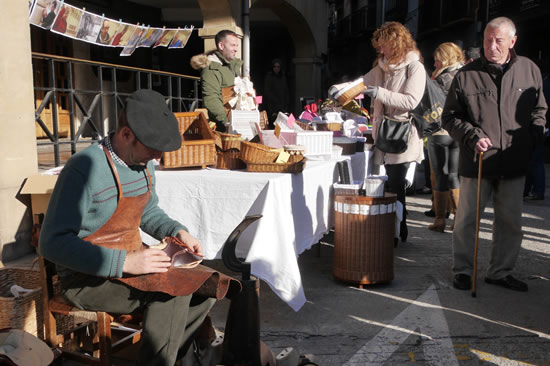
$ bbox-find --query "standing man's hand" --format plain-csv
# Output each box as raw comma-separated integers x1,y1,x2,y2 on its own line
176,229,204,257
123,249,171,275
475,137,493,153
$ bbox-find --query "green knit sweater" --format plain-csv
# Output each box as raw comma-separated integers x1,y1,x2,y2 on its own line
39,143,186,280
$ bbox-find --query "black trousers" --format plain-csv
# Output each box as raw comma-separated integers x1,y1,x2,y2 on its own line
385,162,410,230
427,134,459,191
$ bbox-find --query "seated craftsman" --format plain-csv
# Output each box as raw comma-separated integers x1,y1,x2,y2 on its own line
39,89,216,365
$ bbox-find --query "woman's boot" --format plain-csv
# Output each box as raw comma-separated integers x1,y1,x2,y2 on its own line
449,189,460,230
428,191,449,232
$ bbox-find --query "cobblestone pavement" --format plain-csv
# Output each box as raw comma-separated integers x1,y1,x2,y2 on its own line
208,181,550,365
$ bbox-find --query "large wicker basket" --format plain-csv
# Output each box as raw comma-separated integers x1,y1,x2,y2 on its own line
333,194,397,286
162,112,217,169
239,141,280,163
0,267,43,339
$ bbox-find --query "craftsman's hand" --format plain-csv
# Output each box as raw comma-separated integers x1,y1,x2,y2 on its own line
123,248,171,275
475,137,493,154
364,86,378,99
176,229,204,257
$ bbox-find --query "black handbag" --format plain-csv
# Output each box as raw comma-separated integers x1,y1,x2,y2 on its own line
375,117,411,154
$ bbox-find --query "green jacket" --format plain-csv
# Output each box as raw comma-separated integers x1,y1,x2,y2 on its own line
191,51,243,130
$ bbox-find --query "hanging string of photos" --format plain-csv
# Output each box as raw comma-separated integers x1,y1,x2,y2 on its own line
28,0,194,56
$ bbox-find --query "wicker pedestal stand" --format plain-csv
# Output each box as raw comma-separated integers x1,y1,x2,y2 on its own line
333,193,397,287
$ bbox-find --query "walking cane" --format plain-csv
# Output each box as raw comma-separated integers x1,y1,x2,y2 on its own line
472,151,484,298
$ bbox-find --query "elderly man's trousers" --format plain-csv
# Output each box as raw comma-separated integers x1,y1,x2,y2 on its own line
452,176,525,279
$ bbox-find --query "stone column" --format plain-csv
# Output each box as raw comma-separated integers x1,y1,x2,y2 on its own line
0,2,39,263
292,57,323,115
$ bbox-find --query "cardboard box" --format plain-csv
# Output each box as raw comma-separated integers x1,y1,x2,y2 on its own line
20,174,58,224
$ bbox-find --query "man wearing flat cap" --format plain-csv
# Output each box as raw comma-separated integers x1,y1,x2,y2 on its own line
39,89,216,365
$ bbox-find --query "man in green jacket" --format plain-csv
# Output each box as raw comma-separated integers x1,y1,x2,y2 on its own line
191,30,243,131
443,17,547,293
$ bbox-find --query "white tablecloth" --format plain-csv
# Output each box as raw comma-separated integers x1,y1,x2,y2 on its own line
144,152,369,311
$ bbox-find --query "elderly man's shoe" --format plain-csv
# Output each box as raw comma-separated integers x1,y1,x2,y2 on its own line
484,275,528,292
453,274,471,290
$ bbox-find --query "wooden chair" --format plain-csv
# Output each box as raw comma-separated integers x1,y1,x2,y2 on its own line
38,255,142,366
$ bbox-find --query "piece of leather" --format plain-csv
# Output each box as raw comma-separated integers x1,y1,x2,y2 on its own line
118,265,241,299
161,237,202,268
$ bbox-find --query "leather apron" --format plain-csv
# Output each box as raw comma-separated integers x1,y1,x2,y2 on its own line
83,146,240,299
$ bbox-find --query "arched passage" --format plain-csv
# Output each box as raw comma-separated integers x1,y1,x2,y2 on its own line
251,0,323,114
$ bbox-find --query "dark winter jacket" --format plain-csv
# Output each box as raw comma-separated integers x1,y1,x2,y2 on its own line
191,51,243,129
442,50,547,178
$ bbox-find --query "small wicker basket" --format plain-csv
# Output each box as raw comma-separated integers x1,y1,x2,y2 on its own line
259,110,269,130
216,150,246,170
215,131,243,151
335,80,366,105
0,267,43,339
283,145,305,163
246,157,306,173
240,141,280,163
316,122,342,132
296,121,314,131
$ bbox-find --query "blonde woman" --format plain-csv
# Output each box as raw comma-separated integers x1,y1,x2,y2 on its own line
363,22,426,242
427,42,464,232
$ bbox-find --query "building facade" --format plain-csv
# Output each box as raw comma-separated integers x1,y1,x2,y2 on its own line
1,0,548,263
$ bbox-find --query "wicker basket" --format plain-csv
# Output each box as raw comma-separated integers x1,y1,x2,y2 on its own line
335,79,366,105
246,157,306,173
296,121,314,131
333,194,397,286
283,145,305,163
259,110,269,130
216,150,246,170
215,131,243,151
240,141,280,163
316,122,342,132
0,267,43,339
222,86,236,119
162,112,217,169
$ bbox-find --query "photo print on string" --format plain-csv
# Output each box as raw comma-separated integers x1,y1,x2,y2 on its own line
110,22,137,47
50,2,83,38
154,28,177,48
29,0,59,30
120,25,146,56
168,26,194,49
138,27,164,48
95,18,120,46
29,0,36,15
75,11,103,43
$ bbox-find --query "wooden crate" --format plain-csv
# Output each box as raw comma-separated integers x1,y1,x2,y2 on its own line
162,112,217,169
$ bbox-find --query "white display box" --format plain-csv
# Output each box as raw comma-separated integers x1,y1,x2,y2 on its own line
296,131,333,156
230,110,260,140
259,130,332,157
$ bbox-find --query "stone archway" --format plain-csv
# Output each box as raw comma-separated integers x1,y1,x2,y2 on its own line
251,0,323,115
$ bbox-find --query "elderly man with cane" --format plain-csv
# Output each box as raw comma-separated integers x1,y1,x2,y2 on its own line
442,16,547,293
